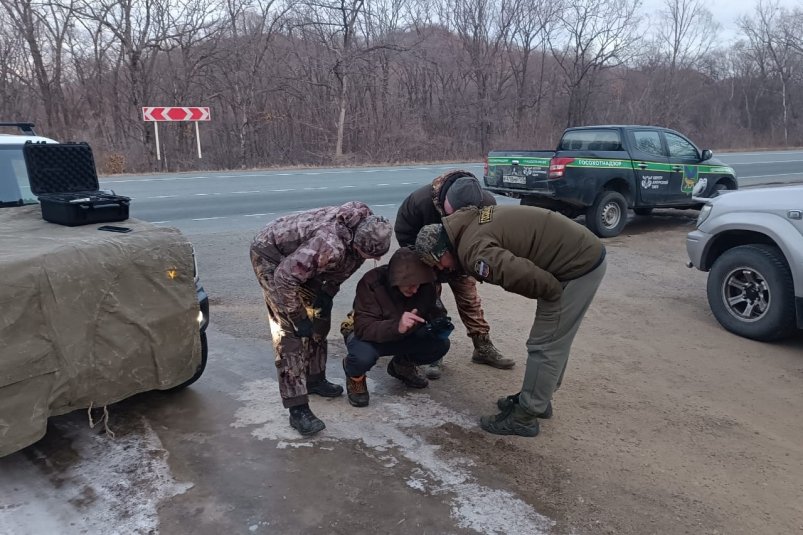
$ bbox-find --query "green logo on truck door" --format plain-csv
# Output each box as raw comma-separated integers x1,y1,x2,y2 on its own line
681,165,699,193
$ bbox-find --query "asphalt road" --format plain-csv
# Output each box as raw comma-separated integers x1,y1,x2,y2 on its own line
99,150,803,234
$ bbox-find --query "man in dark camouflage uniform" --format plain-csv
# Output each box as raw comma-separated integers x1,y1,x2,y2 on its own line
395,170,514,378
250,201,392,436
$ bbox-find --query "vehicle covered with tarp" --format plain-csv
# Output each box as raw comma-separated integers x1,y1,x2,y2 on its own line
0,124,208,457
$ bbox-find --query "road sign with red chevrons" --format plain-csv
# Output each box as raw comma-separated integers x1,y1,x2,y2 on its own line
142,107,210,121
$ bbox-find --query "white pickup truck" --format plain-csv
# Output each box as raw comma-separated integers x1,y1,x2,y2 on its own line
686,185,803,341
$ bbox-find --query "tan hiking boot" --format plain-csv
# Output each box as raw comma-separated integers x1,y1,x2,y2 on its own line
471,334,515,369
342,357,369,407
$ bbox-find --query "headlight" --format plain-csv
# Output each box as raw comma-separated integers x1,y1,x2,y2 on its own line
697,204,712,228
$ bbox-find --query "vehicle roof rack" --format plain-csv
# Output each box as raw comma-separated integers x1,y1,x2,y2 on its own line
0,122,37,135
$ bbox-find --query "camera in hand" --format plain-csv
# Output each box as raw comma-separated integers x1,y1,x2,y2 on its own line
418,316,454,340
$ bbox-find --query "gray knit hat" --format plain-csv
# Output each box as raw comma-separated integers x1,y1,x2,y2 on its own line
445,176,484,211
353,215,392,257
415,223,451,267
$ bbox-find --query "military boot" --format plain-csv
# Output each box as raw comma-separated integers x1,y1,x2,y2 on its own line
471,334,515,369
497,392,553,419
387,356,428,388
343,358,369,407
307,376,344,398
479,404,540,437
424,359,443,380
288,404,325,436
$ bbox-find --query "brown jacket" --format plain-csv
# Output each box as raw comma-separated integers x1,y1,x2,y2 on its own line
353,248,445,343
442,205,604,302
394,170,496,247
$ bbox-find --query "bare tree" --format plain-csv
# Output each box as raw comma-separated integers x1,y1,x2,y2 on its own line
0,0,75,131
652,0,719,124
506,0,560,137
550,0,642,126
739,1,798,146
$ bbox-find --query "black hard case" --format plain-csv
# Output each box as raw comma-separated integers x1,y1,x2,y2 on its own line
23,142,130,227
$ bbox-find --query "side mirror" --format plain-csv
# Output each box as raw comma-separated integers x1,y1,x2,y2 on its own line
701,149,713,161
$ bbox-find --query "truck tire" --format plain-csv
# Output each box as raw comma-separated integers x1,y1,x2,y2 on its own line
586,190,628,238
167,331,208,391
706,245,796,341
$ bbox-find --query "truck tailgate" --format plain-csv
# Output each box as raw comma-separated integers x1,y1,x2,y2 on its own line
485,154,553,193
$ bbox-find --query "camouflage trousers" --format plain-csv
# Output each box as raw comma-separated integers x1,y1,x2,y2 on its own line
250,250,331,408
440,273,489,337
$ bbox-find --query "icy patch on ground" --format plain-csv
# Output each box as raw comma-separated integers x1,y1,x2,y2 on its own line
232,379,554,535
0,417,191,535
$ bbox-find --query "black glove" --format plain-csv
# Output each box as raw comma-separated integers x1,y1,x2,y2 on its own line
313,293,334,315
293,317,314,338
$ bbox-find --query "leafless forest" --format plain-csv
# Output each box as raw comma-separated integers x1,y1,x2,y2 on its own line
1,0,802,173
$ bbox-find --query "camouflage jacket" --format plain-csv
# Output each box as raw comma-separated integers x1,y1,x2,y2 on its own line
251,202,373,319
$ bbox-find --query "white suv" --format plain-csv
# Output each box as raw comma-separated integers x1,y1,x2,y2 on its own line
686,186,803,341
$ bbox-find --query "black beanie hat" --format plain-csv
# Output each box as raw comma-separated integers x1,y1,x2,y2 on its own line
445,176,484,211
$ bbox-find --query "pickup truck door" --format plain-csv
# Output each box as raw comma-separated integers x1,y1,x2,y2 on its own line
627,130,672,205
664,132,704,203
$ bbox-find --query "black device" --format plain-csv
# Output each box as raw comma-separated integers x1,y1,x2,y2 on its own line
416,316,455,340
23,142,130,227
98,225,132,233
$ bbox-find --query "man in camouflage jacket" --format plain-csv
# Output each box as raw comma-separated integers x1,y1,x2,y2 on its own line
250,201,392,436
394,170,514,377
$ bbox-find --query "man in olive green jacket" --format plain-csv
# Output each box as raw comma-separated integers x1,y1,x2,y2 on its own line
415,204,607,437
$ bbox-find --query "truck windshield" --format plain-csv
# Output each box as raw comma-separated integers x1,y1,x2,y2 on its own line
559,130,623,152
0,146,36,206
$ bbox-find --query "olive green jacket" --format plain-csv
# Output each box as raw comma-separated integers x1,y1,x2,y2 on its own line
441,205,604,301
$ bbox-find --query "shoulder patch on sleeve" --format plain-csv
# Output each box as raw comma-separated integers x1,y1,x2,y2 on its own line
474,259,490,280
478,206,494,224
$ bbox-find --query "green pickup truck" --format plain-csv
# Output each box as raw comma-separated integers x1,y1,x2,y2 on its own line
483,125,738,237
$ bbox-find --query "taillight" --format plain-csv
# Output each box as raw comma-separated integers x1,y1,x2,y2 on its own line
548,157,574,179
483,157,488,176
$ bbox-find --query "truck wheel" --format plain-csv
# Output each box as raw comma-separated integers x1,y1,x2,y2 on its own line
633,207,653,216
708,182,729,197
167,332,208,391
706,245,796,341
586,191,628,238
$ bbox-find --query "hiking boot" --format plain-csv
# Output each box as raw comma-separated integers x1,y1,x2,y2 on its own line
496,393,553,419
471,334,515,369
288,404,325,436
479,405,540,437
387,356,428,388
307,376,344,398
343,359,370,407
424,359,443,380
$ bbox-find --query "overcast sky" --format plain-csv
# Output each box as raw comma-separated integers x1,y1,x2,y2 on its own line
640,0,803,43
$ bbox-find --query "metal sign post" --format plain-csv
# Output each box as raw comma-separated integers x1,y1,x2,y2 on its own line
142,107,211,161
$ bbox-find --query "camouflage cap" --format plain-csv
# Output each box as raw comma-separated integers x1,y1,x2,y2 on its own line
415,224,450,267
353,214,392,257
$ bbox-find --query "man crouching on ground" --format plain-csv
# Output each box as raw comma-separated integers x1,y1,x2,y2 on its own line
342,247,454,407
415,204,606,437
250,201,392,436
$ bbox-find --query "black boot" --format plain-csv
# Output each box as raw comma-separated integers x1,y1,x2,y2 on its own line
387,356,428,388
288,404,325,436
307,376,344,398
496,392,553,419
480,405,540,437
